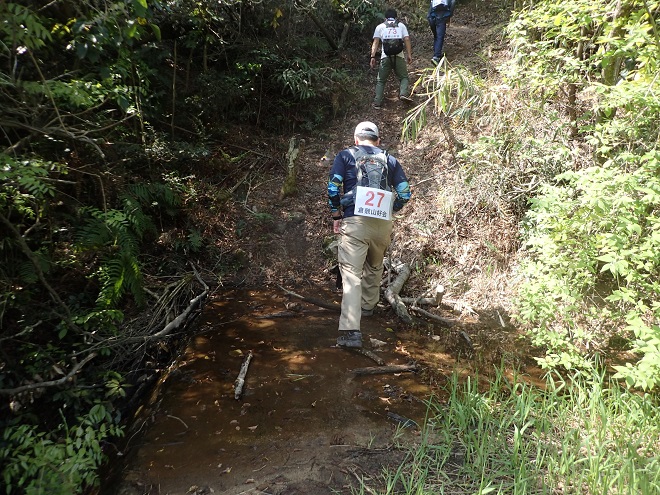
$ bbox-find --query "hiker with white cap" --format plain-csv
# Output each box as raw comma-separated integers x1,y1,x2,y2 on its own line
327,121,411,348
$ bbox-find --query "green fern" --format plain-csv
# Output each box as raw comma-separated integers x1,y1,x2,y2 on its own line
75,182,180,308
96,253,144,308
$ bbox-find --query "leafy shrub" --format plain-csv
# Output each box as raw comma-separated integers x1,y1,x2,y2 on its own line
516,153,660,388
507,0,660,389
1,403,123,495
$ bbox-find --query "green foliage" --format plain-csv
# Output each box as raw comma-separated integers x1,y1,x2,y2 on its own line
76,183,180,308
146,135,213,166
508,1,660,389
376,367,660,494
58,0,156,63
1,403,123,495
506,0,660,151
189,49,353,130
329,0,383,27
517,153,660,387
0,155,63,217
0,3,52,50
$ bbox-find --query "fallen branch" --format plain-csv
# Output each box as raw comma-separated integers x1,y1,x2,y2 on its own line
400,297,438,306
234,350,253,400
0,352,97,396
147,289,208,340
400,282,445,307
255,311,302,319
349,467,379,495
409,306,458,328
351,364,418,376
383,263,413,325
349,348,385,365
278,285,340,312
386,411,418,429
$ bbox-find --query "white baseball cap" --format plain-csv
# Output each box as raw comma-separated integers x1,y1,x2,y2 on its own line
354,121,379,139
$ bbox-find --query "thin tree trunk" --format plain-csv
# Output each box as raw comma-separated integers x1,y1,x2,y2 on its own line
307,11,338,51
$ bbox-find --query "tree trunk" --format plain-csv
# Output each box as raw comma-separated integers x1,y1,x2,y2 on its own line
307,11,338,51
281,137,303,199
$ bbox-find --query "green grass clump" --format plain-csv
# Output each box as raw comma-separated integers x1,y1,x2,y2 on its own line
359,367,660,495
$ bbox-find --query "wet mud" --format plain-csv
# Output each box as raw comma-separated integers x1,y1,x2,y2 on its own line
114,289,436,494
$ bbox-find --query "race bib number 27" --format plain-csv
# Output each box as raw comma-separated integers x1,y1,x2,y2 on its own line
354,186,393,220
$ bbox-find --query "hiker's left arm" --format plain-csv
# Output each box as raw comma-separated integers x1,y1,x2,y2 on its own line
404,36,412,64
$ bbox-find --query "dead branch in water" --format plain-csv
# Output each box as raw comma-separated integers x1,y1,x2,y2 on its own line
255,311,301,319
278,285,340,312
384,262,413,325
351,363,418,376
343,347,385,366
234,350,253,400
409,306,459,328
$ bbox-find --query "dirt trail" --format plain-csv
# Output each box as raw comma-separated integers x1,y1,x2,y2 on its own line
111,3,523,494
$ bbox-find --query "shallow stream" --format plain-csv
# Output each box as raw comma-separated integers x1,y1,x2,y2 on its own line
111,288,439,494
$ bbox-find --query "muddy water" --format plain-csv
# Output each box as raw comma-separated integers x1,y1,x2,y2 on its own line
115,289,436,494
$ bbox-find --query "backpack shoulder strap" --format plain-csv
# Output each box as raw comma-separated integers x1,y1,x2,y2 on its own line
377,149,390,165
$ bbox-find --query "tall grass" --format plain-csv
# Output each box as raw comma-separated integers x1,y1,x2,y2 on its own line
356,367,660,494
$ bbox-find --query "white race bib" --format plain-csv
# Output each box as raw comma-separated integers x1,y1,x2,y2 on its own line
354,186,393,220
382,26,402,40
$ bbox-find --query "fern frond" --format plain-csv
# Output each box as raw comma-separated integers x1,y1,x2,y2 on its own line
121,196,154,239
115,229,139,257
96,252,144,308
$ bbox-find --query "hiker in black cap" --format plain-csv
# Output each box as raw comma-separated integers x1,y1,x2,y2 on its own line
370,8,413,109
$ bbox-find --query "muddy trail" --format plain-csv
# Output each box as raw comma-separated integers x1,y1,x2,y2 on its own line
110,3,528,494
113,289,444,495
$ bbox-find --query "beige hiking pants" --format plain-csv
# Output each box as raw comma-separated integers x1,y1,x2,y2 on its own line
337,216,393,331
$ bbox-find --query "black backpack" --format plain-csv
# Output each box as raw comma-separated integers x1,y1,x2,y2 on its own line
352,147,390,190
340,147,391,207
382,18,404,57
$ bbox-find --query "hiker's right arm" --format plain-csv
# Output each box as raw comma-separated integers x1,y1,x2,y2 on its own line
370,37,380,69
328,155,345,232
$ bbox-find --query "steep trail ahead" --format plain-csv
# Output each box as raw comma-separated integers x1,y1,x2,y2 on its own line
111,3,524,494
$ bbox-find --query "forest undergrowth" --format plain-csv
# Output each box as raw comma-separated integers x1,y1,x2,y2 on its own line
1,0,659,493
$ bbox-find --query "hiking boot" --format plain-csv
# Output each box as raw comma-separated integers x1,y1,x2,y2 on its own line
337,330,362,348
361,307,374,317
431,57,440,66
399,95,413,103
373,102,382,109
